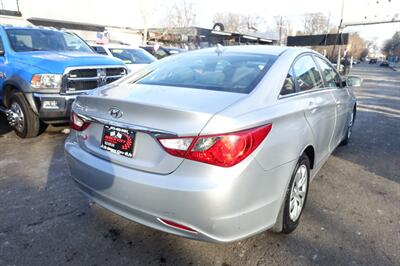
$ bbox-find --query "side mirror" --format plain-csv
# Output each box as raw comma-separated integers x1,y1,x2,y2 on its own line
346,76,362,87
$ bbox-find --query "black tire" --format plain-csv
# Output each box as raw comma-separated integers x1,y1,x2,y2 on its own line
281,154,310,234
341,108,356,146
9,93,42,138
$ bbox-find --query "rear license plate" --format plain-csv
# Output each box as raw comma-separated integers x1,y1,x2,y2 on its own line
100,125,135,158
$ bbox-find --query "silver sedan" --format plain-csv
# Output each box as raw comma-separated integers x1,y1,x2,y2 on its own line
65,46,360,242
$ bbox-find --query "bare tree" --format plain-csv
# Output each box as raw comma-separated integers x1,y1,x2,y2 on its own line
349,32,368,59
274,16,293,45
302,12,329,35
138,0,154,45
163,0,197,28
213,12,242,32
212,12,265,33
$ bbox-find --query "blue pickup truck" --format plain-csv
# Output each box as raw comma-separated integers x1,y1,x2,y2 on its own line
0,25,127,138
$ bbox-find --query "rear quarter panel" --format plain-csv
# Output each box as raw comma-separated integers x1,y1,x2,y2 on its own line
201,98,314,172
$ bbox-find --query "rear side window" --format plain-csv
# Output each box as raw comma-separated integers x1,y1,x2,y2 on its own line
293,55,324,92
314,56,341,88
92,46,108,55
280,69,296,95
134,52,277,94
154,48,168,59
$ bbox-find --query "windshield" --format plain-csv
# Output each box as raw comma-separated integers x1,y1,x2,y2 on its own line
6,29,93,53
132,51,277,94
109,48,156,64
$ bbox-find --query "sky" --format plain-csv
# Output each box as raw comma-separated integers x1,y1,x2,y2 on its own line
1,0,399,47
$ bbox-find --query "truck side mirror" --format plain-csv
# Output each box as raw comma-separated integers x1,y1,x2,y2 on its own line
346,76,363,87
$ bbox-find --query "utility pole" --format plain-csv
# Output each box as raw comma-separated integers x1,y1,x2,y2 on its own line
331,0,345,72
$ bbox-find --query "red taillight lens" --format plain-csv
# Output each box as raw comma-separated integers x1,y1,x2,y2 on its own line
157,124,272,167
70,111,90,131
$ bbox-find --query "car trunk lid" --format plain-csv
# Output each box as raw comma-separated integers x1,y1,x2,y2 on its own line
73,83,246,174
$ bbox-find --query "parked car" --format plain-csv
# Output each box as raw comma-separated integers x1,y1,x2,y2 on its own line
0,26,127,138
65,46,360,242
380,60,389,67
369,58,378,64
91,44,156,72
140,45,186,59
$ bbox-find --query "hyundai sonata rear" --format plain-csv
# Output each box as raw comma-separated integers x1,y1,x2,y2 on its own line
65,46,356,242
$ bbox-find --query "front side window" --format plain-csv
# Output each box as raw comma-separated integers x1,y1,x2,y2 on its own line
314,56,341,88
109,48,156,64
293,55,324,92
6,29,93,53
132,51,277,94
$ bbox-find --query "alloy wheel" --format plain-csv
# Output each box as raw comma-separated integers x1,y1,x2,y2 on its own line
289,164,308,222
347,112,354,139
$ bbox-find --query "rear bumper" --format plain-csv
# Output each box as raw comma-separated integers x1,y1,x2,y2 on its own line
33,93,76,123
65,134,295,242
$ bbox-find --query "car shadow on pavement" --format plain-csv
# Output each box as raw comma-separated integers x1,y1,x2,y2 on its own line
333,108,399,183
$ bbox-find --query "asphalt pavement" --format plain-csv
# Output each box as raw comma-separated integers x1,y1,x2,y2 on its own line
0,63,399,266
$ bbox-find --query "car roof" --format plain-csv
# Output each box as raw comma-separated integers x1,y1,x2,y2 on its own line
1,25,63,32
187,45,311,57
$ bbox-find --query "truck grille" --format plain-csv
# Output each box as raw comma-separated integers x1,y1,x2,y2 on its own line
62,66,127,93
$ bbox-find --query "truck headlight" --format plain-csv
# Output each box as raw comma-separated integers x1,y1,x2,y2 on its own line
31,74,62,89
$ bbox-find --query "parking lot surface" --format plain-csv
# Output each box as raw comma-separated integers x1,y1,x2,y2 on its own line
0,63,399,266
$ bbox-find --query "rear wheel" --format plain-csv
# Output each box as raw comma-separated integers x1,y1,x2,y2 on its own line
281,154,310,234
8,93,44,138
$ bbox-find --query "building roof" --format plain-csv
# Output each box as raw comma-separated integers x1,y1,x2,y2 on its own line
141,26,278,43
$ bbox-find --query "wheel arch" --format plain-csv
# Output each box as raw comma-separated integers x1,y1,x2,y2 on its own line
2,82,21,107
302,145,315,169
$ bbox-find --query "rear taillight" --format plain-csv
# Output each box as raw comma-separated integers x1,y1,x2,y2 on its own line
157,124,272,167
70,111,91,131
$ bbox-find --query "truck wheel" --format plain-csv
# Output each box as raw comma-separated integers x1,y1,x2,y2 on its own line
8,93,43,138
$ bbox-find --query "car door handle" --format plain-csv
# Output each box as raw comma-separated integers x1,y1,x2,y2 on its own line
308,102,318,113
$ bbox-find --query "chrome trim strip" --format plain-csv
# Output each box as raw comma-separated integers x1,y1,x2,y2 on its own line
76,113,178,138
278,87,344,100
61,65,127,93
105,74,125,79
67,77,99,81
33,93,78,100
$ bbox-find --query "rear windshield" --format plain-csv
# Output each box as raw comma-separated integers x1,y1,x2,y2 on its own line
132,51,277,93
109,48,156,64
